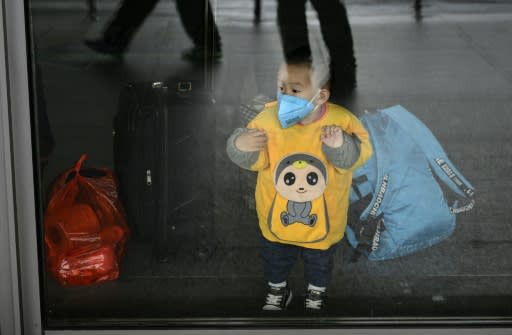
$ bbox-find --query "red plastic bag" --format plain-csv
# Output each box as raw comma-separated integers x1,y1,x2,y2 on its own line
44,154,129,286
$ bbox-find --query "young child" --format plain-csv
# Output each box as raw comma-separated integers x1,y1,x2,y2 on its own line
226,59,372,312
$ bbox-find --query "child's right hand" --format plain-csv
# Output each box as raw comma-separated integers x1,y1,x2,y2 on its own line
235,128,268,152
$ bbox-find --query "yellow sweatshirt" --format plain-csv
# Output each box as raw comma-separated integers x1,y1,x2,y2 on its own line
247,102,372,250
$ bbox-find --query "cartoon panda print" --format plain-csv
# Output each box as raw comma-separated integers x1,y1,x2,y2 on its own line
274,153,328,227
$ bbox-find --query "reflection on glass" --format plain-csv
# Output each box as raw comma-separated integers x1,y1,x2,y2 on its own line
26,0,512,327
84,0,222,65
414,0,423,22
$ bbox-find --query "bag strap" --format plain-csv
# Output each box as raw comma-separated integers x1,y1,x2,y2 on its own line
350,175,368,201
382,105,475,213
357,112,391,220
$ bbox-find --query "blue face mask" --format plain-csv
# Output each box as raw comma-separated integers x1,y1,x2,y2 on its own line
277,91,320,128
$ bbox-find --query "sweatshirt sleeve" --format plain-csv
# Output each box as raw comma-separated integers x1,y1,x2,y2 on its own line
225,127,269,171
322,131,361,169
326,112,372,173
343,113,373,171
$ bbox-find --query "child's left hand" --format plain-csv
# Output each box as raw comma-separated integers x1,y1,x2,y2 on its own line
321,125,344,148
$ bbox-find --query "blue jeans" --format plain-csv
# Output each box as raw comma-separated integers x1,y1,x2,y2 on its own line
260,236,339,287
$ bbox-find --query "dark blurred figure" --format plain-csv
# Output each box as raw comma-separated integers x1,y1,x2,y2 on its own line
277,0,356,102
414,0,423,22
84,0,222,63
87,0,98,21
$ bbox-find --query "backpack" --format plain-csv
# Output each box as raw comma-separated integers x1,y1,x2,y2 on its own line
345,105,475,261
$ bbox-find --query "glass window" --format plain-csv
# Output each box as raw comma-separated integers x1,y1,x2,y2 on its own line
24,0,512,329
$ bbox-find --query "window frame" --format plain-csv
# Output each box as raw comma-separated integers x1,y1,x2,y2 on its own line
1,0,512,334
1,0,43,334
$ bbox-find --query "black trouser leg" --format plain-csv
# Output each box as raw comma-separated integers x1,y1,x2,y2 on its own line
175,0,222,52
277,0,311,61
310,0,356,95
103,0,160,49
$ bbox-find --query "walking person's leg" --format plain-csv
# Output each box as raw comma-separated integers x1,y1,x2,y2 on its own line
175,0,222,62
310,0,356,98
85,0,160,54
277,0,311,62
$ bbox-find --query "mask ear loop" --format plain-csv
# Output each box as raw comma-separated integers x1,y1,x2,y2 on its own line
310,89,322,102
306,89,323,115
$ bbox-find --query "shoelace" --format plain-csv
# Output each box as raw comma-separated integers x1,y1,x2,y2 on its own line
266,293,283,306
305,290,323,309
305,297,322,309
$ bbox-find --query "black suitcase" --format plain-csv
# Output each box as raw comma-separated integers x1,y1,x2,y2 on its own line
113,80,216,261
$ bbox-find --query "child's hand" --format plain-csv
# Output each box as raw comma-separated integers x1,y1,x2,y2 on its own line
235,128,268,152
321,125,344,148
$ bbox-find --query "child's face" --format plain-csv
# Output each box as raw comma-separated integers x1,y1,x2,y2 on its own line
277,64,317,101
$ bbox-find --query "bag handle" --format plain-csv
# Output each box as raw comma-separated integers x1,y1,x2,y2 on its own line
382,105,475,213
74,154,88,173
64,154,88,183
